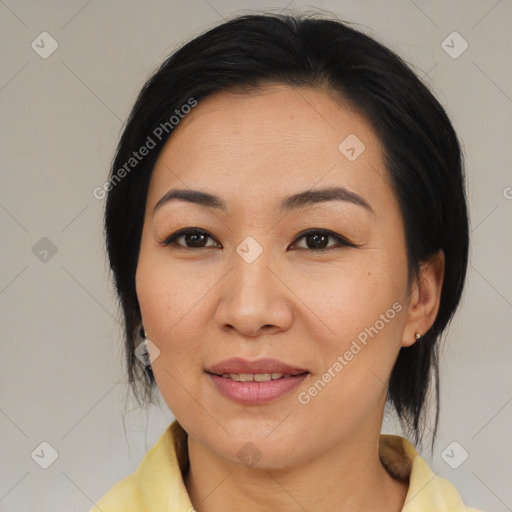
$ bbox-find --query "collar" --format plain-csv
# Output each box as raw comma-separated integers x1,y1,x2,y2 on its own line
99,419,479,511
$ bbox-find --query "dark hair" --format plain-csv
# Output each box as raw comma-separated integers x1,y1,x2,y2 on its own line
104,11,469,451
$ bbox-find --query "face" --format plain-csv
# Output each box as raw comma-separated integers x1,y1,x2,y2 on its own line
136,84,415,469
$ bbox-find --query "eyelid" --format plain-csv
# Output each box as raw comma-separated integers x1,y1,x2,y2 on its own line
159,227,218,247
160,227,359,250
291,228,360,250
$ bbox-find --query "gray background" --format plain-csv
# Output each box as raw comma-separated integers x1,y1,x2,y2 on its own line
0,1,511,511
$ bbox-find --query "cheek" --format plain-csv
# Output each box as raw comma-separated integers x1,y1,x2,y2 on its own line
303,258,407,393
135,249,214,368
136,242,195,325
135,251,167,330
302,295,405,433
303,256,403,334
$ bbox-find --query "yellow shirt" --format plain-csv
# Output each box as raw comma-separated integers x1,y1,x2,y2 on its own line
90,420,485,512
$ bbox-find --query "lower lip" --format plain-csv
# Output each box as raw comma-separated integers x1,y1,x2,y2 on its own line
207,372,309,404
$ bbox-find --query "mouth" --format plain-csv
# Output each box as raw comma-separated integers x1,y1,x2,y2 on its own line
205,358,310,404
206,371,309,381
205,357,310,377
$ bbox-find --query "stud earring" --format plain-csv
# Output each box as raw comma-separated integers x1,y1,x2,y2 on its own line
138,325,154,378
414,332,422,341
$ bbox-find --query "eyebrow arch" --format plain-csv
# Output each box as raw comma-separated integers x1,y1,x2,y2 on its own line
152,186,374,216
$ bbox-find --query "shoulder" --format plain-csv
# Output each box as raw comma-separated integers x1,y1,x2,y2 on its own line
88,420,193,512
88,472,142,511
379,434,487,512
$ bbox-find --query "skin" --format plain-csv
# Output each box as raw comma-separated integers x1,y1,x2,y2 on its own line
135,84,445,512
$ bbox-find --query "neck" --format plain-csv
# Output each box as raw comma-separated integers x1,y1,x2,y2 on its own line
184,427,409,512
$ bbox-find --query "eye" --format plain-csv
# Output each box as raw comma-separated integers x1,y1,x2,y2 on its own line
289,228,358,251
160,228,220,249
160,227,358,251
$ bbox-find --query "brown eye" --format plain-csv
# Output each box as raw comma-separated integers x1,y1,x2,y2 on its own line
160,227,358,252
289,229,357,251
161,228,220,248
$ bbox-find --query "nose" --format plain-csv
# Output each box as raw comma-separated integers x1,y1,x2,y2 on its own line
214,247,294,338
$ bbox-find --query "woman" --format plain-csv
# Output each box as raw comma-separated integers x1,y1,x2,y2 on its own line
92,12,484,512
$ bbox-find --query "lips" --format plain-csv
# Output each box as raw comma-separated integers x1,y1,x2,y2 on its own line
206,357,309,377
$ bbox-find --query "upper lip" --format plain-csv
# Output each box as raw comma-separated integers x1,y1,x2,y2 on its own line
206,358,309,376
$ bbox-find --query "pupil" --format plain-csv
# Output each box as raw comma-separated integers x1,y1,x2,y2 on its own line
187,233,205,247
309,233,327,249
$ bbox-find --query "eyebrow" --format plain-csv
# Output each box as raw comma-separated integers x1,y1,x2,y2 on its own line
152,186,374,216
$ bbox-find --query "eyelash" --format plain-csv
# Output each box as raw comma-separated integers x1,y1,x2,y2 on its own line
159,227,359,252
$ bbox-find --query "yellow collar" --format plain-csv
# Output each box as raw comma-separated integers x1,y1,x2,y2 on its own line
92,419,482,511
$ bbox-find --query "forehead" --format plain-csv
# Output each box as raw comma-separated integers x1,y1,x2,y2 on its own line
147,85,391,217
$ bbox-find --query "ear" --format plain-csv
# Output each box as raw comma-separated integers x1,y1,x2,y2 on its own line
402,249,445,348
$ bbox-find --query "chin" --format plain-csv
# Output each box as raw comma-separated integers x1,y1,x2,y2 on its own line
212,432,307,471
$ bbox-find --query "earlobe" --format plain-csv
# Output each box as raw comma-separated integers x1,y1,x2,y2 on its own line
402,249,445,347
